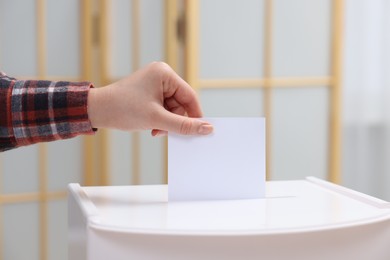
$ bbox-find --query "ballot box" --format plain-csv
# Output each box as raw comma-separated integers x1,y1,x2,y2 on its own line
68,177,390,260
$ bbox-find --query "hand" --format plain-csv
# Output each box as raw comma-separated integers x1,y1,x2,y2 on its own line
87,62,213,136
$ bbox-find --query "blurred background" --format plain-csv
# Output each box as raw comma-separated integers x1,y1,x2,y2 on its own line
0,0,389,259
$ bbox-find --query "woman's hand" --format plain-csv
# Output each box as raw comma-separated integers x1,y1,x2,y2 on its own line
88,62,213,136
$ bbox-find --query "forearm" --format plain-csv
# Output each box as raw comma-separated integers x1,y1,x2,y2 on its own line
0,72,95,152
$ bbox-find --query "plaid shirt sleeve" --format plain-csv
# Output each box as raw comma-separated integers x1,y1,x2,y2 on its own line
0,72,95,152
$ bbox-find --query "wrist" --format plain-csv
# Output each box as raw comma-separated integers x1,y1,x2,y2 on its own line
88,87,109,129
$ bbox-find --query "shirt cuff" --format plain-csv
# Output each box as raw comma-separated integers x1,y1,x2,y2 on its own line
12,79,96,147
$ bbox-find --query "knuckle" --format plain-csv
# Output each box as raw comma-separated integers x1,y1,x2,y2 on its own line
150,105,164,123
180,119,193,135
149,109,159,123
149,61,171,74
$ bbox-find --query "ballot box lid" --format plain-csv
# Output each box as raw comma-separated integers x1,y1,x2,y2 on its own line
69,177,390,235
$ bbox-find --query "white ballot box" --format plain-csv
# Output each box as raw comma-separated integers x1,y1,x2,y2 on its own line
68,177,390,260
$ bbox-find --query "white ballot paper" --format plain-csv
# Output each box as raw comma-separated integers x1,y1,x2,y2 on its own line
168,117,265,201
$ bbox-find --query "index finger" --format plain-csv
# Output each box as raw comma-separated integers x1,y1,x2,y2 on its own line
162,69,203,118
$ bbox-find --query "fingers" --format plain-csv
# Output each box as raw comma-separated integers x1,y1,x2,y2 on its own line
152,96,200,137
145,62,211,136
172,82,202,118
162,67,203,118
151,129,167,137
156,110,213,136
164,97,186,116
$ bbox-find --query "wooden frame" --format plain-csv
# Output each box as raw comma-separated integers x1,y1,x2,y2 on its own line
263,0,273,180
92,0,144,185
81,0,95,186
131,0,141,185
37,0,48,259
98,0,110,186
0,1,95,259
198,77,332,89
163,0,180,184
182,0,343,182
0,2,343,259
329,0,343,183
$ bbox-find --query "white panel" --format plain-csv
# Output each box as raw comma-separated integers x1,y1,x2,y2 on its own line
109,130,132,185
200,88,264,117
341,0,390,201
342,125,388,200
272,87,329,180
109,0,132,78
2,145,39,194
200,0,264,79
46,0,80,77
47,137,82,192
273,0,331,77
140,0,164,66
48,200,67,260
0,0,37,75
3,203,40,260
342,0,388,125
139,131,164,184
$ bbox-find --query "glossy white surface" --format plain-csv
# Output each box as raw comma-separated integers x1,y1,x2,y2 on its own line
80,178,390,234
69,178,390,260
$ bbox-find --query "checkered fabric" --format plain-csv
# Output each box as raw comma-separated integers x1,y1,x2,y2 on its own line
0,72,95,152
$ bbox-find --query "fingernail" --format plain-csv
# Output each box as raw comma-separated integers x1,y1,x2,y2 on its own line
152,130,167,137
156,131,167,137
198,124,213,135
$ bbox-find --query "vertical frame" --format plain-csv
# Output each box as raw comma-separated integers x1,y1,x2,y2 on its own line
96,0,143,185
81,0,96,186
184,0,199,89
183,0,343,183
263,0,273,180
98,0,110,186
164,0,180,184
37,0,48,259
329,0,344,183
131,0,141,185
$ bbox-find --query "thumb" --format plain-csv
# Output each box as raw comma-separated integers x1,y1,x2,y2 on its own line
157,111,213,136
